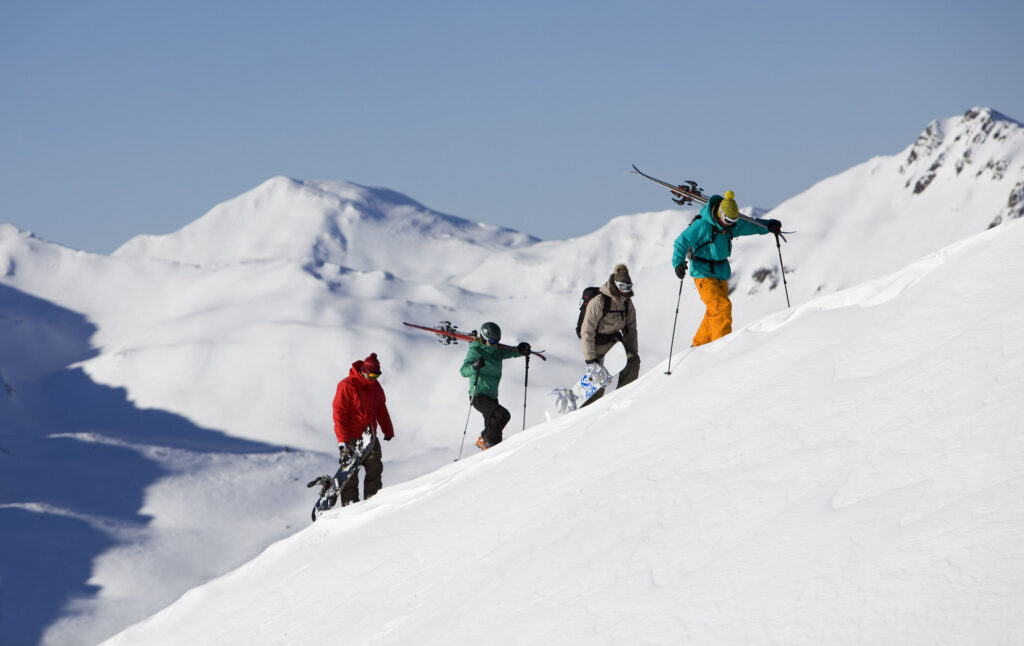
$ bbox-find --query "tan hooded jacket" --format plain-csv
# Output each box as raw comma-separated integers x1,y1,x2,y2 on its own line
580,279,638,362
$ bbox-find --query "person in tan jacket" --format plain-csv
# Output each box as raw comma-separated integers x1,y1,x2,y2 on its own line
578,264,640,406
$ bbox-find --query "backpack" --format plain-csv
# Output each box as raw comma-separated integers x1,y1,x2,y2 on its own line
689,206,733,267
575,286,629,345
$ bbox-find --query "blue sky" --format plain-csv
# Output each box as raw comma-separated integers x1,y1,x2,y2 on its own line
2,0,1022,254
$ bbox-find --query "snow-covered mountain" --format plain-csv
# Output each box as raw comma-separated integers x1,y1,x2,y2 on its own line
1,107,1023,645
729,106,1024,313
114,177,538,271
104,215,1024,646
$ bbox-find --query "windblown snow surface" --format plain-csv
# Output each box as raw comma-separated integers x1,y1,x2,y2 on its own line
1,107,1022,645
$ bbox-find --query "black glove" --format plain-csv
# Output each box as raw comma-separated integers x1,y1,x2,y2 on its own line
472,357,485,371
766,219,782,235
674,261,687,280
516,342,531,356
585,359,596,365
338,442,353,464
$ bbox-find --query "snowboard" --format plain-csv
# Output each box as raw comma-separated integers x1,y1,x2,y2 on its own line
307,425,376,522
549,361,613,415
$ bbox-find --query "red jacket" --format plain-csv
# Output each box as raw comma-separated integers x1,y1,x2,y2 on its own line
332,360,395,443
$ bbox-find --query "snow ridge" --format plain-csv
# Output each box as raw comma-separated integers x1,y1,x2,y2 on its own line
114,176,539,270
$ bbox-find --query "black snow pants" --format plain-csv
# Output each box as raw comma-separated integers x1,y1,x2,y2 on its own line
472,394,511,446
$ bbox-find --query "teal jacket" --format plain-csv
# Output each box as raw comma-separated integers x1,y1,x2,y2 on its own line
460,340,521,399
671,195,769,281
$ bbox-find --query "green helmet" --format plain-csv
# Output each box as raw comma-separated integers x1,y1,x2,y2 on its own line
480,322,502,343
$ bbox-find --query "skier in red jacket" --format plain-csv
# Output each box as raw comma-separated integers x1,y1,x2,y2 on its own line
332,352,395,506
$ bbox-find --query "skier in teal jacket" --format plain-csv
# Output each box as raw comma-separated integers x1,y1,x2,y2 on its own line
460,322,530,450
672,191,781,346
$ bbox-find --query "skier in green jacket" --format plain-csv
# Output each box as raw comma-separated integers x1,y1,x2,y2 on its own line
460,322,531,450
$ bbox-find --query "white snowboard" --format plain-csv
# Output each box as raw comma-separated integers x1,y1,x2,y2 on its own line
549,362,613,415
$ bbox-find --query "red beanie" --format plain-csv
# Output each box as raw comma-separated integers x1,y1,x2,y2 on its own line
362,353,381,374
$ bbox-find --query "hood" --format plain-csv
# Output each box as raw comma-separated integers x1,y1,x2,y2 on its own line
600,279,632,302
348,361,374,383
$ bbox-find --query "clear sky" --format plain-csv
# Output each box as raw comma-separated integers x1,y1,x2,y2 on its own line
2,0,1022,254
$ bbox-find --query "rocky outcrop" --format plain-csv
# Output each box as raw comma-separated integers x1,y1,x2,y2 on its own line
899,108,1023,196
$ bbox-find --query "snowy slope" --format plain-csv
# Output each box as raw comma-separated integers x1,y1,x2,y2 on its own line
2,107,1023,645
104,218,1024,646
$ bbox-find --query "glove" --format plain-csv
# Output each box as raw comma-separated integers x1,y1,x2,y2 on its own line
338,442,353,464
472,357,485,371
674,261,687,280
516,342,531,356
766,219,782,235
585,359,596,365
383,434,393,442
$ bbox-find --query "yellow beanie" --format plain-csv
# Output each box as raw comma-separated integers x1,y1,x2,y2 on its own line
718,190,739,224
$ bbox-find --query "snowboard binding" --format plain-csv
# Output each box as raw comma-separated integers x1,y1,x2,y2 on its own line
549,386,580,415
307,474,340,521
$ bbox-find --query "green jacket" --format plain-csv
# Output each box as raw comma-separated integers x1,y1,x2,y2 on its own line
672,195,769,281
460,340,521,399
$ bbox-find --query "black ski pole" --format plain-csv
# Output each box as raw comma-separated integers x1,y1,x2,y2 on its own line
774,233,791,308
457,366,481,461
665,279,684,375
522,354,530,430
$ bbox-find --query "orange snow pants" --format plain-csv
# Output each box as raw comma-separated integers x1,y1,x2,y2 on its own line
692,277,733,347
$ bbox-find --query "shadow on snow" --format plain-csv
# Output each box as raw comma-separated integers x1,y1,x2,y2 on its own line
0,283,282,646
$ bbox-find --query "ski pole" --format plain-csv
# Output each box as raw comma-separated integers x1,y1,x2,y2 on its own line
774,233,791,308
457,367,481,461
665,279,684,375
522,354,530,430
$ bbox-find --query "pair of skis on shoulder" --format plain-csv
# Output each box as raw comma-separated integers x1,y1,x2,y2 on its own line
628,164,794,240
405,321,616,415
405,320,607,415
402,321,547,360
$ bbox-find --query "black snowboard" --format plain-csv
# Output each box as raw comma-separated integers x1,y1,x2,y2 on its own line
307,426,376,522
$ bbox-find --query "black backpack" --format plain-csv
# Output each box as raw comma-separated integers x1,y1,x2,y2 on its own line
575,286,629,345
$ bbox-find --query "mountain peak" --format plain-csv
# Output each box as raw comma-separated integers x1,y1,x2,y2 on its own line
896,107,1024,224
113,177,538,271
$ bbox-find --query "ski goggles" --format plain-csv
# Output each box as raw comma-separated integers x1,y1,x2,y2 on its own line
485,338,499,345
362,371,381,380
615,281,633,293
